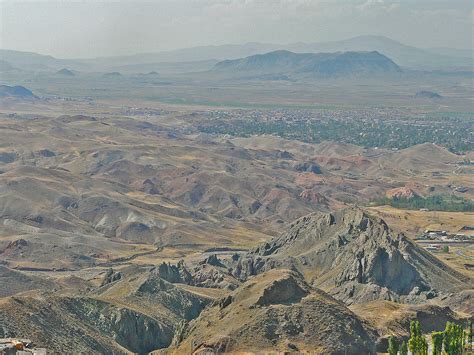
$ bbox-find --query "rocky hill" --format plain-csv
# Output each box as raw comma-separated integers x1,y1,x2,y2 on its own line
0,294,165,354
213,50,401,79
230,207,469,304
165,269,377,354
0,265,214,354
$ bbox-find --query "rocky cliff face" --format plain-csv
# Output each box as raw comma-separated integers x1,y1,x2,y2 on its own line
0,264,216,354
61,297,173,354
0,295,171,354
134,269,210,321
166,270,377,354
154,258,240,290
229,207,469,304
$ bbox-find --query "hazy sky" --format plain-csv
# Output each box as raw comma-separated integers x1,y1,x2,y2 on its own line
0,0,472,58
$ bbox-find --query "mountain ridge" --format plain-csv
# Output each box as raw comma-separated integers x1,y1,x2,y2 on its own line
1,35,471,72
229,207,469,304
212,50,402,79
165,269,377,354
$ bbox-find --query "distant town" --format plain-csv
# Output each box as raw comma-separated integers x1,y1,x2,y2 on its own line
196,108,473,153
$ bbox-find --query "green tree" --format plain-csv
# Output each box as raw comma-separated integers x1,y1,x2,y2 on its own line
409,321,417,353
443,245,449,253
466,321,473,353
431,331,443,355
444,321,453,353
443,321,464,355
388,336,399,355
409,320,428,355
420,335,428,355
400,341,408,355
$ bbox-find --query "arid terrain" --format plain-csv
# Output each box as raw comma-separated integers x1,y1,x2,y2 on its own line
0,35,473,354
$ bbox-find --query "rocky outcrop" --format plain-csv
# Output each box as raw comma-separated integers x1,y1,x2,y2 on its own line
255,273,310,306
188,263,239,290
229,207,469,304
154,261,193,284
299,189,329,205
62,297,172,354
100,268,122,286
135,270,210,320
294,161,322,174
440,289,474,314
167,270,377,354
154,258,240,290
386,186,419,199
200,254,225,267
1,239,28,255
0,295,172,354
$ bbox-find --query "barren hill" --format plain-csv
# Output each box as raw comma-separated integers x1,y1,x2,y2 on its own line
378,143,460,173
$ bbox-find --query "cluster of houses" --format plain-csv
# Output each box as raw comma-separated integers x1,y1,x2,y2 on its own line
416,229,473,252
418,229,473,241
0,339,46,355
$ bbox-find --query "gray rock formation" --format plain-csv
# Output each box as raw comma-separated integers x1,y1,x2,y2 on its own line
170,270,377,354
100,268,122,286
229,207,469,304
155,260,193,284
134,271,209,321
0,295,173,354
155,258,240,290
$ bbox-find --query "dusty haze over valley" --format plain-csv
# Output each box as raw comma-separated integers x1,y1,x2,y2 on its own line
0,1,473,354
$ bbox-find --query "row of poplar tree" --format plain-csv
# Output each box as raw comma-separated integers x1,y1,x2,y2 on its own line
387,320,472,355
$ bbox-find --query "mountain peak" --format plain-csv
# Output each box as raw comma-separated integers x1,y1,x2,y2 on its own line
231,207,468,304
169,269,376,353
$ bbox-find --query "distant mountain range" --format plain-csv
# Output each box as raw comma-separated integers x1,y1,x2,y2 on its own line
284,36,472,70
212,50,401,79
0,49,87,72
0,35,471,73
